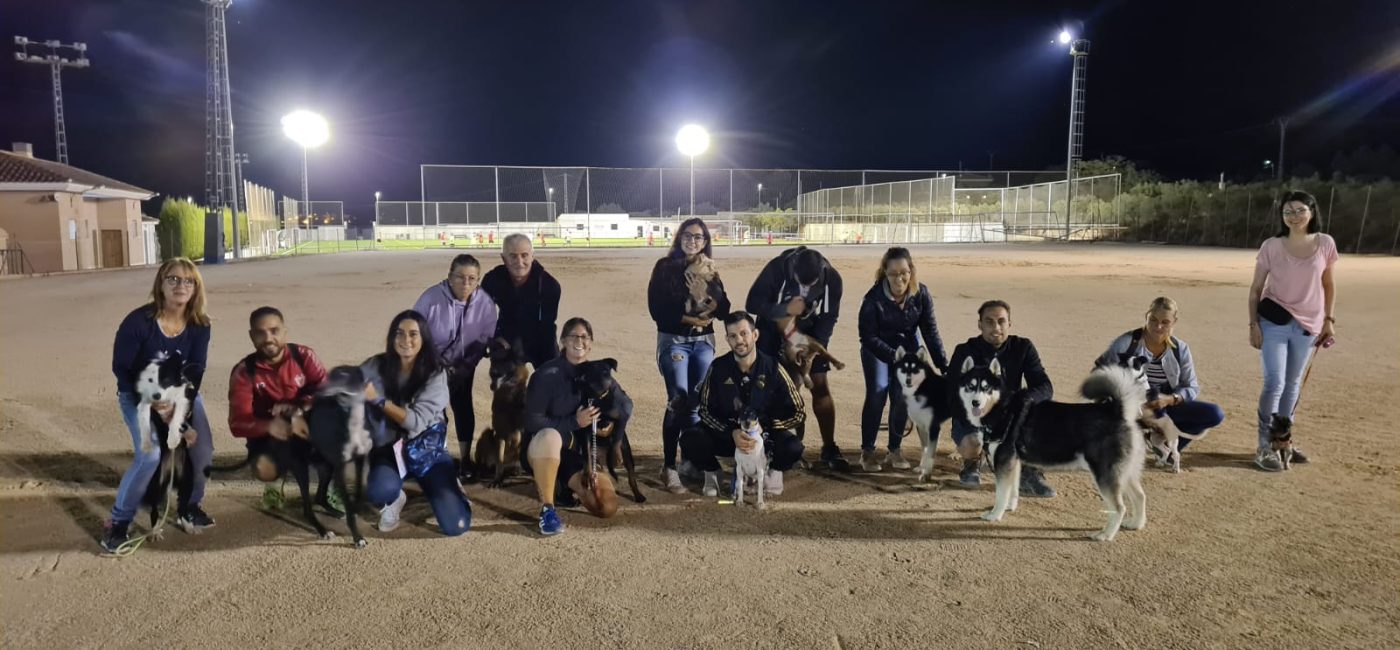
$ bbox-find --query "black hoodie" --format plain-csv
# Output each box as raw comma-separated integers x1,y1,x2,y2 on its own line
745,246,843,355
481,260,561,367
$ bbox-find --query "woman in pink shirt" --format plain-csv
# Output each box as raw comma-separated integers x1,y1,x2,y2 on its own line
1247,190,1338,472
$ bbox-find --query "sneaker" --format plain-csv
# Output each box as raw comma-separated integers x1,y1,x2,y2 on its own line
175,505,216,533
316,486,347,519
1291,447,1310,464
820,445,851,472
1254,449,1284,472
678,460,703,481
860,450,882,472
661,467,685,494
887,448,912,470
261,483,285,511
1019,468,1056,498
100,520,131,555
702,471,720,497
764,469,783,496
959,459,981,487
538,504,565,536
377,490,406,532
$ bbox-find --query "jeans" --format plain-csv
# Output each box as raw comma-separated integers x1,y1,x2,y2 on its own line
1257,319,1316,450
859,349,912,451
367,456,472,537
1159,400,1226,450
447,364,478,449
656,337,715,468
109,392,214,524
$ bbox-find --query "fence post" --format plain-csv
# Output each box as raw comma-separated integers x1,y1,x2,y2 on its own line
1325,185,1336,233
1355,185,1372,253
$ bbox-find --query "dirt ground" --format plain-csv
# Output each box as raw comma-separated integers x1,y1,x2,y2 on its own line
2,243,1397,649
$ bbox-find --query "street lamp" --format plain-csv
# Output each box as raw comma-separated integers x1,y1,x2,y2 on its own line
757,182,764,209
281,110,329,229
675,124,710,217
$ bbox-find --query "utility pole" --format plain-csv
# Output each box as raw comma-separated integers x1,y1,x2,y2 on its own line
13,37,90,164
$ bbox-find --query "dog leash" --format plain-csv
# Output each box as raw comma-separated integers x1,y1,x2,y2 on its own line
587,398,598,488
1288,344,1325,418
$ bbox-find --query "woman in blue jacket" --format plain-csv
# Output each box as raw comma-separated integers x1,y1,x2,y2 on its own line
101,258,217,554
856,247,948,472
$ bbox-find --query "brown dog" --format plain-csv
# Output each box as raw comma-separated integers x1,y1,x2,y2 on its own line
683,255,722,321
475,339,530,487
773,312,845,389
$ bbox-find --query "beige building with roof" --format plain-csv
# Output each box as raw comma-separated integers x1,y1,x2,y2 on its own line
0,143,158,274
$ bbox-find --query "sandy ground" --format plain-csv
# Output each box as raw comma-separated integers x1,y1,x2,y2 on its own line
1,243,1397,649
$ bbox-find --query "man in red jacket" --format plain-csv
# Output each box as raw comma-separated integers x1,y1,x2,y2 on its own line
227,306,336,512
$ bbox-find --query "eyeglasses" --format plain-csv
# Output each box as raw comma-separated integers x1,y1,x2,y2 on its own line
448,273,477,283
164,276,196,288
680,233,708,242
1282,207,1311,217
885,270,911,278
563,334,592,342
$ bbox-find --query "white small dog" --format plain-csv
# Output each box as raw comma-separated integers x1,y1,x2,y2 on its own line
732,411,768,509
134,352,196,454
1139,413,1205,473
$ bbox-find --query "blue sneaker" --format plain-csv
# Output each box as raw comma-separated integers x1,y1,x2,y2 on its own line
538,504,564,536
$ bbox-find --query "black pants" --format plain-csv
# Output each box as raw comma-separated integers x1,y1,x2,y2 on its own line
679,426,804,473
448,365,477,448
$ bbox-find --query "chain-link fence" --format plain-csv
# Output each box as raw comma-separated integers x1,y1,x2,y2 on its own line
1118,179,1399,254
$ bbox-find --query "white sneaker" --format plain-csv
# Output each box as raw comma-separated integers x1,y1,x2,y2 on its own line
860,450,882,472
679,460,703,481
887,448,912,470
702,471,719,497
764,470,783,496
661,467,685,494
377,490,406,532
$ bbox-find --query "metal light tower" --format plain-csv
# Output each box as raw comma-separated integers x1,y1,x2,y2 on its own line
204,0,241,257
676,124,710,217
1063,33,1090,240
13,37,90,164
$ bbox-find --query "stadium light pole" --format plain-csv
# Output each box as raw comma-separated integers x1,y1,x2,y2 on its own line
757,182,764,209
1060,30,1090,241
281,110,329,229
676,124,710,217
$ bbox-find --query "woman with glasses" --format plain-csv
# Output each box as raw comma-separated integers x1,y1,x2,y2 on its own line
646,218,731,492
855,247,949,472
412,253,498,481
101,258,218,553
1247,190,1338,471
520,317,632,536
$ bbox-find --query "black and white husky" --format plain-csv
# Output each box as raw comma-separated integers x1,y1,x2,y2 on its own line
891,347,952,482
135,352,198,535
959,357,1148,542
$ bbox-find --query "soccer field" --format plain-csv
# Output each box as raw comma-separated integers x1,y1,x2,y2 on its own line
2,243,1397,648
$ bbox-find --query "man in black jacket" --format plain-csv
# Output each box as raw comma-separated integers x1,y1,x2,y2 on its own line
745,246,848,471
680,312,806,498
947,299,1058,496
481,233,562,369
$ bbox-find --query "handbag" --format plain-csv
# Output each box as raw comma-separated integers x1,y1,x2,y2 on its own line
403,422,451,477
1257,298,1293,326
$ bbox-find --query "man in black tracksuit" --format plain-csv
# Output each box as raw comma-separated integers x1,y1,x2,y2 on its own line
947,299,1058,497
745,246,848,471
680,312,806,498
481,233,562,369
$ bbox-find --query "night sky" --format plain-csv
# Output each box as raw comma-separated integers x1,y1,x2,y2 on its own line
2,0,1397,222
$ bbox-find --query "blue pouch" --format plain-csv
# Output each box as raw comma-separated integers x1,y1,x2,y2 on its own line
403,422,450,477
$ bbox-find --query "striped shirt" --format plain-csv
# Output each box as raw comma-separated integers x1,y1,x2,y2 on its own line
1146,354,1170,393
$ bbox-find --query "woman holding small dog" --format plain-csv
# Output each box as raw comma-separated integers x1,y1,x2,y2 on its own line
101,258,217,554
647,218,730,493
521,317,631,536
1096,297,1225,454
856,246,949,471
1247,190,1338,471
361,310,472,536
